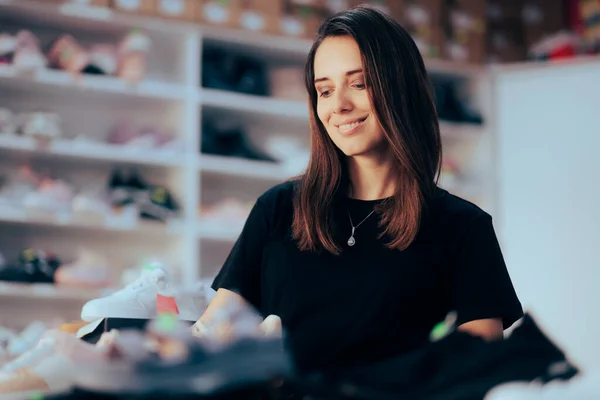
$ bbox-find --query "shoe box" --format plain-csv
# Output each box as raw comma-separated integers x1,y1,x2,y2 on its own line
484,0,526,63
198,0,283,35
111,0,156,15
237,0,283,35
401,0,446,59
197,0,241,28
154,0,198,21
443,0,487,64
36,0,110,5
279,1,329,39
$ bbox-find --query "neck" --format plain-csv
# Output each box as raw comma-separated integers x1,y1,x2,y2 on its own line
347,153,396,200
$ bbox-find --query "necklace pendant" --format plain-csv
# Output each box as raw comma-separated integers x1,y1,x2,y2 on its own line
347,236,356,246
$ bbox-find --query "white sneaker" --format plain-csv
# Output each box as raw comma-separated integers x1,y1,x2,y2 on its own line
80,266,169,322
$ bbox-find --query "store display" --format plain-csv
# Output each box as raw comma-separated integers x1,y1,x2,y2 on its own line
0,28,151,81
201,120,276,162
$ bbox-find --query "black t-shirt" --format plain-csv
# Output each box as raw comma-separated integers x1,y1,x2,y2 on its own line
212,180,523,372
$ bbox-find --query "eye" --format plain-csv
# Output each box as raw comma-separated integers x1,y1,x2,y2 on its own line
353,81,366,89
318,89,332,98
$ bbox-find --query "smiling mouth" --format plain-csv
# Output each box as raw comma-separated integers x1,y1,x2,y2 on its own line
336,116,368,134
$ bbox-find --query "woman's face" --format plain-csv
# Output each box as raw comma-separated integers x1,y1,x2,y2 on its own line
313,36,386,158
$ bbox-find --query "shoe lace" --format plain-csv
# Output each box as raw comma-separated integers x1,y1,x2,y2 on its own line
124,266,165,291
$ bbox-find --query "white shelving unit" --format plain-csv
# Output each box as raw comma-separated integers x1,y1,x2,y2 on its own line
0,0,492,316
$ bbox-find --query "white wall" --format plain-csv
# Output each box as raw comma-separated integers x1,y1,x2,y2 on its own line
495,59,600,370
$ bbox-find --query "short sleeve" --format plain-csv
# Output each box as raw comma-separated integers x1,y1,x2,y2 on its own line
450,213,523,329
211,198,269,313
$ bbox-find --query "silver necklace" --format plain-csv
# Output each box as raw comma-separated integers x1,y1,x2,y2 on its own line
347,208,376,246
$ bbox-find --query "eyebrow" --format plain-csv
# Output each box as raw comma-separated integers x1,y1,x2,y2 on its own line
314,68,363,84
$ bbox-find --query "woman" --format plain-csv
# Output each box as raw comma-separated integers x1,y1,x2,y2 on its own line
197,6,523,374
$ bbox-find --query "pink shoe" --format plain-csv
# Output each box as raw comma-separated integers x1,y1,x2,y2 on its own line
54,249,113,289
47,34,89,75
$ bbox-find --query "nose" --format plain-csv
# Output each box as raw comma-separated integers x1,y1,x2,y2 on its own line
332,86,353,114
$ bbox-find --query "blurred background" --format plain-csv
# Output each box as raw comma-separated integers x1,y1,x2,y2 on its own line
0,0,598,368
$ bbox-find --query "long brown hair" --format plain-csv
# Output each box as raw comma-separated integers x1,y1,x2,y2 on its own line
292,6,442,255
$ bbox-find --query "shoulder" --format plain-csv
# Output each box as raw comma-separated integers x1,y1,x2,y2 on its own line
256,179,297,209
425,187,493,236
251,180,298,232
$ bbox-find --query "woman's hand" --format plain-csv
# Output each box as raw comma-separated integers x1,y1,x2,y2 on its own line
458,318,504,341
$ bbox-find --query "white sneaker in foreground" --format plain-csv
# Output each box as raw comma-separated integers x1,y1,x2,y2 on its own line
81,265,169,322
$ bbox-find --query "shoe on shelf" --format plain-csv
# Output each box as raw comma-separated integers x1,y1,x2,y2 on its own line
54,249,113,289
0,249,61,284
0,108,17,135
47,34,89,76
201,120,276,162
117,29,152,83
139,186,180,223
12,30,46,72
83,43,118,76
16,112,62,141
0,33,17,65
23,177,73,214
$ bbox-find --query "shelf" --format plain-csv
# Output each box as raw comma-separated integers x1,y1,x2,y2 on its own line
197,220,242,242
198,154,292,181
0,281,102,301
0,65,186,101
0,135,184,168
0,0,194,35
0,209,183,236
200,89,309,120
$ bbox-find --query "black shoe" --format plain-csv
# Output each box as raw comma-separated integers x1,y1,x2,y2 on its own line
432,77,483,125
0,249,61,283
202,49,268,96
139,186,179,223
201,121,276,162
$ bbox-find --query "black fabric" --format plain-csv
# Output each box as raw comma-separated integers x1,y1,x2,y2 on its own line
295,314,578,400
213,180,524,373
